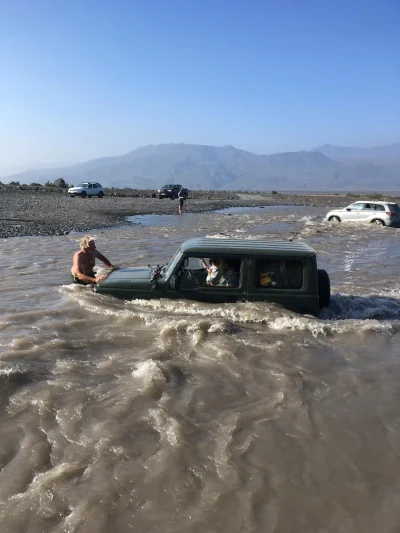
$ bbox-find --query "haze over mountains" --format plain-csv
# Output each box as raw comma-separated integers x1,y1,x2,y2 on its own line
3,143,400,191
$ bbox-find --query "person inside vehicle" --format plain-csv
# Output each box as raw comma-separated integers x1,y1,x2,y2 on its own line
178,186,185,215
201,257,225,286
71,235,115,284
224,259,239,287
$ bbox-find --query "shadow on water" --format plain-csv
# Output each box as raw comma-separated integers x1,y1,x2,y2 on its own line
322,293,400,320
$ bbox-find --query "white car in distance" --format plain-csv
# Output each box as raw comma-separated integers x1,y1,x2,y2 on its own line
325,200,400,227
68,182,105,198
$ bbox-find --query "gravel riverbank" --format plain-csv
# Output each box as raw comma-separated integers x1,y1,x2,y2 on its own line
0,189,392,238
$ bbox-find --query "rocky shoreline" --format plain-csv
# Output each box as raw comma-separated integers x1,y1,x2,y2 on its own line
0,189,397,238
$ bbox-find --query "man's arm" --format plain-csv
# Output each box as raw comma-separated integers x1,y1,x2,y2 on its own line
95,249,113,268
201,258,211,272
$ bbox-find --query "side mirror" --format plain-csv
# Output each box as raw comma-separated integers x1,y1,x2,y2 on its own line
346,208,351,211
169,275,177,290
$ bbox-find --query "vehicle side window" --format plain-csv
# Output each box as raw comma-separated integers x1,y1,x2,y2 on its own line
178,257,207,288
348,203,363,210
178,256,242,288
256,259,303,289
362,203,372,210
376,204,385,211
87,184,93,189
92,184,98,189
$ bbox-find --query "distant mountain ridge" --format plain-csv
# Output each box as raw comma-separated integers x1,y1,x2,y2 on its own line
311,143,400,162
3,142,400,191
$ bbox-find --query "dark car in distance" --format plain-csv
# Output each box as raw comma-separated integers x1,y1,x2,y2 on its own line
94,237,331,315
158,184,188,199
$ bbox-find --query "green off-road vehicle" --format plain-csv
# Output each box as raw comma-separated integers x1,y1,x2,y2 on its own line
94,237,331,315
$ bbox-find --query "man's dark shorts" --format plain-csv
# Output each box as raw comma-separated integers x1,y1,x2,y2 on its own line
71,274,94,285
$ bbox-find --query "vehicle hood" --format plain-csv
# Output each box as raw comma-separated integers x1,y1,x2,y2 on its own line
69,186,84,191
95,267,153,288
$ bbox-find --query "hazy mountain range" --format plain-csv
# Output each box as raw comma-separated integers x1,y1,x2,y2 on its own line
3,143,400,191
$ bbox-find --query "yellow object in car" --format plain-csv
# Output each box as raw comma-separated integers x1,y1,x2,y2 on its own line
260,273,272,286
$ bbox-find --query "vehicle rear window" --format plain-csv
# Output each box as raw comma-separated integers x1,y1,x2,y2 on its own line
256,259,303,289
388,204,400,212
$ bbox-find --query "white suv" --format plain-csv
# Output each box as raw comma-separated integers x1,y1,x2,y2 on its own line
68,182,105,198
325,200,400,227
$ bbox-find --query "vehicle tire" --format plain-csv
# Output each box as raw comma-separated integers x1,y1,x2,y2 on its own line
170,194,175,200
371,219,385,226
69,194,75,198
80,191,87,198
328,216,341,222
318,269,331,308
97,191,104,198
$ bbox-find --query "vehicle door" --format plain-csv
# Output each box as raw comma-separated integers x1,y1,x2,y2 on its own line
247,255,314,312
343,202,366,221
170,255,248,303
358,203,375,222
368,203,386,223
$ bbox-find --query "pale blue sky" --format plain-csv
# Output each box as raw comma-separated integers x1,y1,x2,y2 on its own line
0,0,399,174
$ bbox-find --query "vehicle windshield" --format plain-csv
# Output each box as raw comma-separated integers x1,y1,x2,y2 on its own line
162,184,174,189
388,204,400,212
163,248,182,278
76,183,89,187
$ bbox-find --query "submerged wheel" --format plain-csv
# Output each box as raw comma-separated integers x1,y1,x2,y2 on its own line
80,191,87,198
328,216,341,223
318,269,331,308
371,219,385,226
97,191,104,198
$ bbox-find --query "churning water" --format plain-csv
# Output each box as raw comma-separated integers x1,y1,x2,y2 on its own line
1,205,400,532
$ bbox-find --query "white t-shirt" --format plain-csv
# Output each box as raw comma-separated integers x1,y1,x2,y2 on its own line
207,265,225,285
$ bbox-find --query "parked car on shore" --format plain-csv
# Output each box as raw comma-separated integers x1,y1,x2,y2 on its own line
94,237,330,315
68,182,105,198
325,200,400,227
157,184,188,199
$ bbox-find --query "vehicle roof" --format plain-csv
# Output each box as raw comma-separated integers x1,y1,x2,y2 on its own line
181,237,316,257
349,200,390,205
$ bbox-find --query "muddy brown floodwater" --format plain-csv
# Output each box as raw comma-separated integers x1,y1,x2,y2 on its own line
0,205,399,532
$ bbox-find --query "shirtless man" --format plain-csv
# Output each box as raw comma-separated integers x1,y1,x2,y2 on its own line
71,235,114,284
